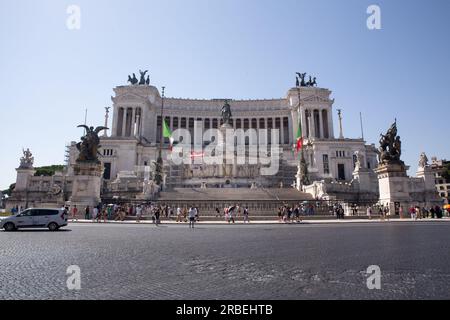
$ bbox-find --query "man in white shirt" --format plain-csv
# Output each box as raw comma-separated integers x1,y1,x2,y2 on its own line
188,207,196,229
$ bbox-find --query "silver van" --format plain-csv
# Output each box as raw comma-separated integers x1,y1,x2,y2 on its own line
0,208,68,231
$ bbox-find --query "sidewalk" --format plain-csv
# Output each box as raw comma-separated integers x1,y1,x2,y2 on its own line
68,217,450,225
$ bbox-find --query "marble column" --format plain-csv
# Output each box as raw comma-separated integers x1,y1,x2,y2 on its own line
318,109,324,139
300,107,307,139
131,108,136,137
112,106,119,137
311,109,316,139
121,108,127,137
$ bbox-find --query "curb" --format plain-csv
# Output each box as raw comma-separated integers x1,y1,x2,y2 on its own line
67,218,450,226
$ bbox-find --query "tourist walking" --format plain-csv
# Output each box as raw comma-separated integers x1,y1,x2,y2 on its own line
71,205,78,221
155,207,161,225
409,206,416,220
107,205,113,220
294,205,301,223
384,205,390,221
430,207,436,218
92,206,99,222
136,205,142,223
176,206,182,222
228,206,236,224
435,206,443,219
243,206,249,223
188,207,196,229
195,207,200,222
366,206,372,220
85,206,90,220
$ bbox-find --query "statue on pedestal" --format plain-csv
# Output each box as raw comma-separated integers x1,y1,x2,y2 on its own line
378,120,403,165
295,72,317,87
138,70,148,85
354,151,364,171
418,152,429,168
19,148,34,169
127,73,138,85
76,125,108,163
221,100,232,125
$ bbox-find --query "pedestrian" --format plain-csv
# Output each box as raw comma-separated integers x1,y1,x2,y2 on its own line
415,206,421,220
287,207,292,223
384,205,390,221
71,205,78,221
92,206,99,222
188,207,196,229
107,205,112,220
436,206,443,219
409,206,416,220
243,206,249,223
101,207,107,222
228,206,235,223
294,205,301,223
155,207,161,225
367,206,372,220
136,205,142,223
176,206,182,222
195,207,200,222
399,205,404,218
224,207,229,222
215,207,220,218
430,207,435,218
85,206,90,220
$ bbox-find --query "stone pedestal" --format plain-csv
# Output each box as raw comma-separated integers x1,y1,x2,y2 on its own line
219,123,235,179
69,162,103,209
15,167,35,191
352,167,371,192
374,162,411,215
416,166,442,207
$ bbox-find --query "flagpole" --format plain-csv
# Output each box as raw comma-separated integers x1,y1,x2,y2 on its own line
360,112,365,141
155,86,165,187
296,84,308,189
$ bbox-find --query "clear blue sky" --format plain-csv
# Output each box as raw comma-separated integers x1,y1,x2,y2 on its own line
1,0,449,189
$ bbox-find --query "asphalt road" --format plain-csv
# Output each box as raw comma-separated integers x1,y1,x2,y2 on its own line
0,222,449,300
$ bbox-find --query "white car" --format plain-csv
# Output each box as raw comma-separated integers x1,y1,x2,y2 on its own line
0,208,68,231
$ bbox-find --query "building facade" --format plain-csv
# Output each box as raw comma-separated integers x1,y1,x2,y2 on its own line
91,81,378,192
431,157,450,204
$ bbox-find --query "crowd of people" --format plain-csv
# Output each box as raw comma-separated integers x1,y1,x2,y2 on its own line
61,202,450,224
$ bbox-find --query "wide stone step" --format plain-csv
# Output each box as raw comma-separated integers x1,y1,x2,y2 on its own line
158,187,313,201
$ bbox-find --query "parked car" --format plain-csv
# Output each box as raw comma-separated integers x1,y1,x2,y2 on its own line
0,208,68,231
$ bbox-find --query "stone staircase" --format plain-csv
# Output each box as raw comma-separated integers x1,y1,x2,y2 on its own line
155,187,317,217
158,187,313,201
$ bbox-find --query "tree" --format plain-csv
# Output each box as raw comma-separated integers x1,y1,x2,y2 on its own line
442,162,450,182
2,183,15,197
33,165,65,177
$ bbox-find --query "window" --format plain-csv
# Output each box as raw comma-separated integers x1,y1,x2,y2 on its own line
103,149,114,156
338,164,346,180
32,209,58,216
103,163,111,180
323,154,330,174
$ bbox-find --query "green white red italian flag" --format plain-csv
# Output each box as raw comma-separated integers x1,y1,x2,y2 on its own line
296,121,303,153
163,119,174,151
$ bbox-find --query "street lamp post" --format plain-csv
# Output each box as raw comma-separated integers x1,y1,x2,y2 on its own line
154,87,165,187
